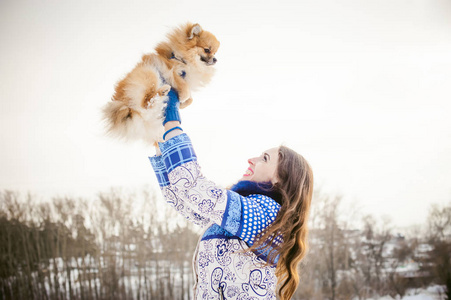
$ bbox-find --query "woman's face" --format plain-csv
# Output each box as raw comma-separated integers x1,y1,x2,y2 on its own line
241,147,279,183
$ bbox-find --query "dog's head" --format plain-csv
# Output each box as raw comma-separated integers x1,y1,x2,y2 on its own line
161,23,219,66
185,23,220,66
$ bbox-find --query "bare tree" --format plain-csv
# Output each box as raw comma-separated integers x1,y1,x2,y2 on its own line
385,238,412,298
424,201,451,300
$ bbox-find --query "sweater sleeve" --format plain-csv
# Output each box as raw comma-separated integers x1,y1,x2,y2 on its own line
148,133,282,250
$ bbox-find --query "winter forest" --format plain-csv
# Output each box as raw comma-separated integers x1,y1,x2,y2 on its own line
2,0,451,298
0,188,450,300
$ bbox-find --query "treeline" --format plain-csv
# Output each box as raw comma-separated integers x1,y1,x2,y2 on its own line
0,189,450,300
0,189,199,300
294,194,451,300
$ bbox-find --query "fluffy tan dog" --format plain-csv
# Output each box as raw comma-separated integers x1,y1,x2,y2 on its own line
103,23,219,144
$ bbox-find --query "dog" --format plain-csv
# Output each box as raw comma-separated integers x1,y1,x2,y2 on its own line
103,23,219,145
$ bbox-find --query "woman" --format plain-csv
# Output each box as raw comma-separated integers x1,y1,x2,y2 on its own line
149,90,313,299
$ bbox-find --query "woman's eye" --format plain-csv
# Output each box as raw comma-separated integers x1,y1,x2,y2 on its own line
263,156,268,162
204,48,210,53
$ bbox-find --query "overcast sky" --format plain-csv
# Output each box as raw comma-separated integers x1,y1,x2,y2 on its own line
1,0,450,229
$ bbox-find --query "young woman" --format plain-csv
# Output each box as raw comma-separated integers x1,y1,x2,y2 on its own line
149,90,314,299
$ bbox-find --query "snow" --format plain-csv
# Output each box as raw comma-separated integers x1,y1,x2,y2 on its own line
368,285,446,300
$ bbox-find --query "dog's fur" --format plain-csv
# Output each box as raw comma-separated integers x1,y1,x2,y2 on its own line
103,23,219,144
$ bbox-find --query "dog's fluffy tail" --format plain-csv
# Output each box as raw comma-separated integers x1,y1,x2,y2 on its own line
102,100,140,140
102,96,167,144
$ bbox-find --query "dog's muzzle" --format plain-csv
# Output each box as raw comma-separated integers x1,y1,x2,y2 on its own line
201,56,217,65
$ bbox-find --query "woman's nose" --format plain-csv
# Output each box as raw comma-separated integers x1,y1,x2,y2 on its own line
248,158,256,165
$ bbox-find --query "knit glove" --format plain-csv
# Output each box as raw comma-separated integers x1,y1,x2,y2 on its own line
163,88,181,125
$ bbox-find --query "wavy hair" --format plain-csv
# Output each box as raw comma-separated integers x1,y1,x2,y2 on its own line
248,145,314,300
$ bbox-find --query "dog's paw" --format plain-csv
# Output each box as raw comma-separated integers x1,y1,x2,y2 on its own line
158,84,171,97
143,94,154,108
143,85,171,109
143,93,162,109
178,90,191,103
180,97,193,109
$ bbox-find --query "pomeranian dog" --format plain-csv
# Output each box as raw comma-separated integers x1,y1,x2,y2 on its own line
103,23,219,144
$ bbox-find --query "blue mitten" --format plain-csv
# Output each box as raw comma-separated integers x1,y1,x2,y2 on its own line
163,88,181,125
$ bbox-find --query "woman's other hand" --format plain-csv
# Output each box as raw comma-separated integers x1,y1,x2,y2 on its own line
163,88,183,140
163,88,181,125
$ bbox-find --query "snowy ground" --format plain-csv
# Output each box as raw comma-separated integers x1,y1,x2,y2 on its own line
371,285,446,300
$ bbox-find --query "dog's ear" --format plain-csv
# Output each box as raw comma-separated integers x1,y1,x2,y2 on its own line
188,23,203,39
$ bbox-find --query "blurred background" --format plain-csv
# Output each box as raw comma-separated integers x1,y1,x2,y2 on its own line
1,0,450,299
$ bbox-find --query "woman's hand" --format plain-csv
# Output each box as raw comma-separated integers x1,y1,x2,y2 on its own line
163,89,183,141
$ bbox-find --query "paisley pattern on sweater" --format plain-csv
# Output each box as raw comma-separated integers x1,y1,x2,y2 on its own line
194,237,277,299
149,133,281,299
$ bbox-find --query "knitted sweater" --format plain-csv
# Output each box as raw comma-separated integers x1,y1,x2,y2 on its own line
149,133,282,299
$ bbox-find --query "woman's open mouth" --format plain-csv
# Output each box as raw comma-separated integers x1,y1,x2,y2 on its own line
243,167,254,177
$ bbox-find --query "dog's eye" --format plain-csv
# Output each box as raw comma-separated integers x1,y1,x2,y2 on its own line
204,48,210,53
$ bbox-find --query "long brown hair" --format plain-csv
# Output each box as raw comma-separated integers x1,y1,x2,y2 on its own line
249,145,314,300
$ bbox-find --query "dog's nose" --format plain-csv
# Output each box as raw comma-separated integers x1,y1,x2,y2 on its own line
212,57,217,64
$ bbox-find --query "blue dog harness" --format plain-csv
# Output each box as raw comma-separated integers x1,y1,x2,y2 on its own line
170,52,187,79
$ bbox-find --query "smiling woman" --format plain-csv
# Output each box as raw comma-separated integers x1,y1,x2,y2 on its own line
241,148,280,183
148,91,314,299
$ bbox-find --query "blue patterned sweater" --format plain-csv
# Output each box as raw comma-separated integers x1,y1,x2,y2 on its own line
149,133,282,299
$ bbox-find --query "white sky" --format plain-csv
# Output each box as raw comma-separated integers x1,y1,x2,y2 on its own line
1,0,450,229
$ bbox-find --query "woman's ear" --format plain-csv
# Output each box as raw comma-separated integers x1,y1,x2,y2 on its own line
188,23,203,39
